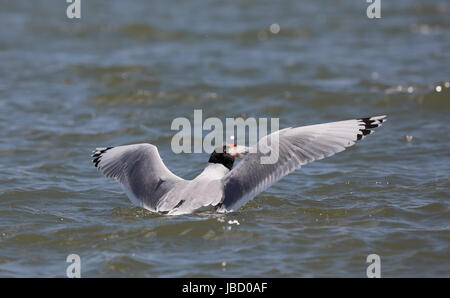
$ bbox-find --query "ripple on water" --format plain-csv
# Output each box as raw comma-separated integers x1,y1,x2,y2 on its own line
68,64,160,89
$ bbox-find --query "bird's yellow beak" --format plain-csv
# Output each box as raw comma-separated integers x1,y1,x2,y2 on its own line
227,144,249,158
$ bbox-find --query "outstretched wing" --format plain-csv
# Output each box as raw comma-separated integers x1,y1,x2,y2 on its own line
92,143,183,210
217,116,386,212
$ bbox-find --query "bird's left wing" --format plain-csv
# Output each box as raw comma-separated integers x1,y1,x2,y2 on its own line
92,143,183,210
217,116,386,212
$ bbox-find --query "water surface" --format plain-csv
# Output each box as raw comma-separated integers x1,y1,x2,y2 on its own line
0,0,449,277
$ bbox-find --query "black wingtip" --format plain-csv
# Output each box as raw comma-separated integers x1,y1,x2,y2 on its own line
356,115,386,141
91,147,114,168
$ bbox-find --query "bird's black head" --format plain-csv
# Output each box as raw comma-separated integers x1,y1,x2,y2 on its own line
208,145,235,170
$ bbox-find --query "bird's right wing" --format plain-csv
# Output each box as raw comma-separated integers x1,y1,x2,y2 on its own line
217,116,386,212
92,143,183,210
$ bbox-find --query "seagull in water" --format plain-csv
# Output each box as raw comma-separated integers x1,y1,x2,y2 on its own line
92,115,386,215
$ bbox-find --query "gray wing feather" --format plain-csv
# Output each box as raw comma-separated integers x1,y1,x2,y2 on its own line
218,116,386,212
92,143,183,210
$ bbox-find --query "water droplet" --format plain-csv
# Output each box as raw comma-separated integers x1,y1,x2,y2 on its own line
228,219,240,225
270,23,280,34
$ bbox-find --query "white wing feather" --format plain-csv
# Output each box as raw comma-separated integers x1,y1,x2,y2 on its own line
92,144,183,211
217,116,386,212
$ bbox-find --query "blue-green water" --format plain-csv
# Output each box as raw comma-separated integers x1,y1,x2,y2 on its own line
0,0,449,277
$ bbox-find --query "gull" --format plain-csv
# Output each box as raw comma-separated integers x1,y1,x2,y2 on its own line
92,115,386,215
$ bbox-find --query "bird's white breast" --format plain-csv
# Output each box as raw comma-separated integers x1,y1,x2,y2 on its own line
194,163,230,181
